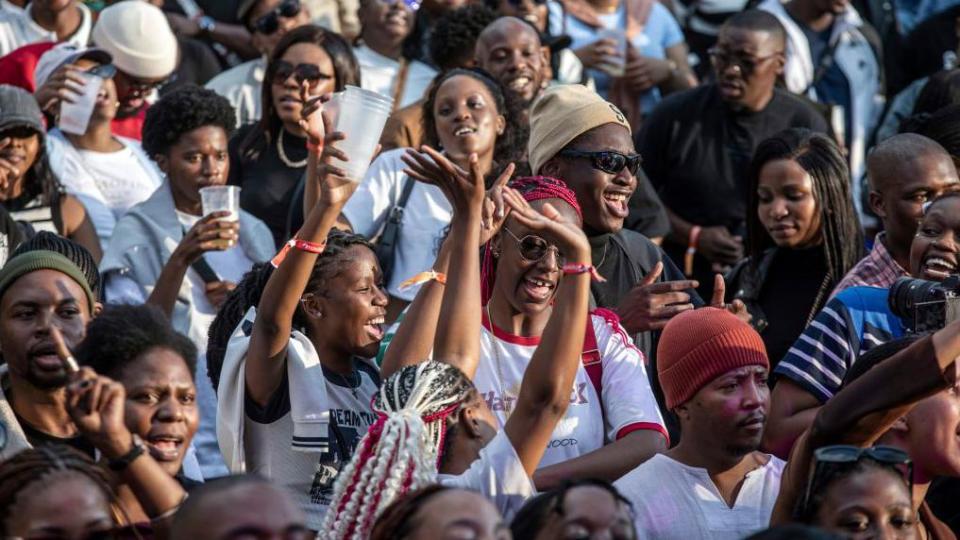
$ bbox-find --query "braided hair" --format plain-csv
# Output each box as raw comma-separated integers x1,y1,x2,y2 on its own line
320,361,477,540
206,262,275,392
746,128,863,315
0,445,118,535
292,228,374,328
481,175,582,303
12,230,102,299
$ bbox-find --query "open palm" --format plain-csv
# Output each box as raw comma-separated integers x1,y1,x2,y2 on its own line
502,187,590,262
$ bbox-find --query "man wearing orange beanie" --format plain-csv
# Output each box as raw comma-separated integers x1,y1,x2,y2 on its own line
614,307,784,539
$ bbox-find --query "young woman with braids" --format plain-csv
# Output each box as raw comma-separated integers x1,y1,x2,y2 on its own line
216,90,387,530
725,128,864,368
320,140,596,538
336,67,522,324
375,150,668,491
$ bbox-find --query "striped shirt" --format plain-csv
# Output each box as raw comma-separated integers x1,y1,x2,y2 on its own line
775,286,905,403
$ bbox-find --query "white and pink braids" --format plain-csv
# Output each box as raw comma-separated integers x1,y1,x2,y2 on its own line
319,361,476,540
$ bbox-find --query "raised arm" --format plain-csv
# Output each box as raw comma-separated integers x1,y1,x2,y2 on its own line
500,188,593,476
245,89,357,406
378,147,514,378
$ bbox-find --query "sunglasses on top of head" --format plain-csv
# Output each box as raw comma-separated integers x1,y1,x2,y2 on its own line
272,61,330,87
254,0,302,35
558,149,642,176
503,227,566,266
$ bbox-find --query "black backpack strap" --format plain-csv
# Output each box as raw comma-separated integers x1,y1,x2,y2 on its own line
374,177,417,281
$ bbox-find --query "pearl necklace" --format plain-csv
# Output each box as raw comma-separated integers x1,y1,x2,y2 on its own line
276,129,307,168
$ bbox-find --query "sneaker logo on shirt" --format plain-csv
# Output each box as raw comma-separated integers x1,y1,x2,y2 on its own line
482,383,589,413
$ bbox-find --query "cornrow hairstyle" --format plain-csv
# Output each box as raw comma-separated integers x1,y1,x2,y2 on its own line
794,457,910,524
238,25,360,163
369,484,455,540
11,230,102,299
0,445,118,535
319,361,478,540
746,128,863,315
480,175,582,303
206,262,275,393
421,68,524,176
76,303,197,381
292,228,375,329
141,85,236,159
511,478,634,540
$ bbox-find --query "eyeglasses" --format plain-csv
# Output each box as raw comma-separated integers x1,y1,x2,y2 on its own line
85,63,116,79
801,445,913,517
254,0,302,34
503,227,565,265
272,60,330,87
116,70,175,96
558,149,642,176
707,47,781,78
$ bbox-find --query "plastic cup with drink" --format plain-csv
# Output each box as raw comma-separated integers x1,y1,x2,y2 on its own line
329,86,394,181
596,29,627,77
199,185,241,250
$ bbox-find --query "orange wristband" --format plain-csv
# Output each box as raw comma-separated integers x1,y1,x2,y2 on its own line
270,238,327,267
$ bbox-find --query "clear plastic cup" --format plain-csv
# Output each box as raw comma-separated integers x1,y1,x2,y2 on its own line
332,86,394,181
597,28,627,77
199,185,241,249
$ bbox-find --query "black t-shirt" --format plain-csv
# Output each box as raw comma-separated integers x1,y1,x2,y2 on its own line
901,5,960,91
0,204,25,266
757,247,829,367
14,411,96,458
634,84,829,231
229,125,310,249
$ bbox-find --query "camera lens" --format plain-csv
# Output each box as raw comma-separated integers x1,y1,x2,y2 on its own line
888,277,945,319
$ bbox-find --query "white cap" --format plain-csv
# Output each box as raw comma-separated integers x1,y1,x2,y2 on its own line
34,43,113,88
91,1,178,80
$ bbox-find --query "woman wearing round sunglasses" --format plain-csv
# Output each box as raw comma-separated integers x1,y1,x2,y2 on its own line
230,24,360,249
43,49,165,251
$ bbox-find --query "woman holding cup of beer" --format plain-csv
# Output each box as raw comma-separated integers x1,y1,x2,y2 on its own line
101,85,276,478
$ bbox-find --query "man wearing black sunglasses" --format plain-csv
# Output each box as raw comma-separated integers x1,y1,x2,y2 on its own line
206,0,310,127
632,10,827,301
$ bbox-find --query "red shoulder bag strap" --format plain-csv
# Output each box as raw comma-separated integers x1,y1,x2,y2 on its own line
581,318,602,399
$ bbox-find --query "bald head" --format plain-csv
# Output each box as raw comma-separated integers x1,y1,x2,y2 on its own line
868,134,956,192
475,16,546,106
171,475,306,539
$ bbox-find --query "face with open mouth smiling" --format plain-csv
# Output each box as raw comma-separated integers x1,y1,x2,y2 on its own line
909,195,960,283
492,198,581,317
431,74,506,166
476,17,546,106
120,347,199,476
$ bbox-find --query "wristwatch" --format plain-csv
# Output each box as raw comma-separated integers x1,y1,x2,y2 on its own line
197,15,217,37
108,434,146,471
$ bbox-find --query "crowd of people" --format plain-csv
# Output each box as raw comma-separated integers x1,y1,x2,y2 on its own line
0,0,959,538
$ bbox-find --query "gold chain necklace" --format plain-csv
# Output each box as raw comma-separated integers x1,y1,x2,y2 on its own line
276,129,307,168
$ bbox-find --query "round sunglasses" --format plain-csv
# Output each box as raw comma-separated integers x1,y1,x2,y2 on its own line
503,227,565,266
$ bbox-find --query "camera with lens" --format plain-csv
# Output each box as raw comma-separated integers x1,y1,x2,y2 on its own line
888,275,960,334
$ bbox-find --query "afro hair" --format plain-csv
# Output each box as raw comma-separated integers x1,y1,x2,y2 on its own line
141,84,237,158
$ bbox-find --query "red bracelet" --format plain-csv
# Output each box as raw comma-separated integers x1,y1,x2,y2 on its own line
562,263,606,282
306,139,323,154
270,238,327,267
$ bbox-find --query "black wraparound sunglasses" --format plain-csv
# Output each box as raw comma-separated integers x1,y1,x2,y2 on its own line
254,0,302,34
558,149,642,176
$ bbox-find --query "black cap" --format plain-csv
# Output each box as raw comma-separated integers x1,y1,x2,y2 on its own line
542,33,572,53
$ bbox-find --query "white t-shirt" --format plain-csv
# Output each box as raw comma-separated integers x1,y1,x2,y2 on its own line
439,429,536,520
341,148,452,301
476,313,666,468
354,44,436,109
614,453,785,540
245,361,380,530
0,2,92,56
205,57,265,128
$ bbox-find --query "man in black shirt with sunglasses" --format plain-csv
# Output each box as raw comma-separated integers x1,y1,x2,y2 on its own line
631,10,827,301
